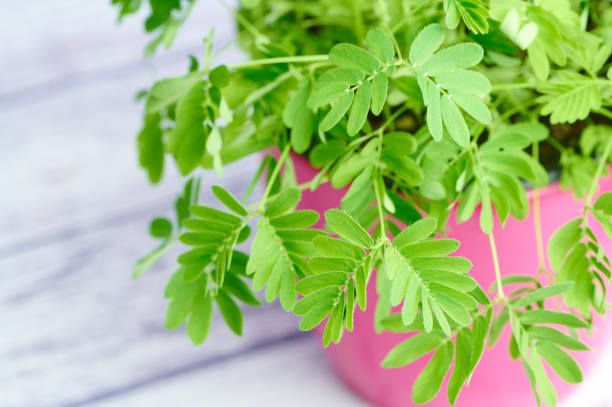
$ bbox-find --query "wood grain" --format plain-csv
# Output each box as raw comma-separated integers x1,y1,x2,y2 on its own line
2,1,612,407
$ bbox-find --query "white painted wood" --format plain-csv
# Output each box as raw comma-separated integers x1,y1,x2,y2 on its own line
0,218,299,407
0,1,247,251
0,0,242,100
2,1,612,407
88,338,367,407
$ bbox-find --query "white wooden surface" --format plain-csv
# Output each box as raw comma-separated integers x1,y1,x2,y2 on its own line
0,1,611,406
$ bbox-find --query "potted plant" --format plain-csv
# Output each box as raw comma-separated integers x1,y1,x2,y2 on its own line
113,0,612,405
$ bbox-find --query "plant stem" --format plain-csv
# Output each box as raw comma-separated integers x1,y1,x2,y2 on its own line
595,107,612,120
488,232,506,300
585,136,612,207
491,78,612,91
258,144,291,211
229,55,329,70
373,130,387,239
532,189,548,273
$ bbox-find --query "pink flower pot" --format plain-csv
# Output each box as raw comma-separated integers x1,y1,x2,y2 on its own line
291,152,612,407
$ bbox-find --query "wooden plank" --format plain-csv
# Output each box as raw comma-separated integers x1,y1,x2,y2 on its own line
0,42,252,253
0,0,242,101
87,337,367,407
0,218,298,407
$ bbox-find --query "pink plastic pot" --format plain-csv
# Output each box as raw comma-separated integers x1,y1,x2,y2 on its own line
291,153,612,407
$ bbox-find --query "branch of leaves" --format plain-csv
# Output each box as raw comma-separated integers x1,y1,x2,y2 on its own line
380,308,492,405
455,123,548,234
246,187,324,311
304,28,397,138
139,59,233,178
409,23,492,147
133,177,201,279
503,282,592,406
535,71,608,124
293,209,379,346
381,218,490,337
165,184,259,344
547,208,612,319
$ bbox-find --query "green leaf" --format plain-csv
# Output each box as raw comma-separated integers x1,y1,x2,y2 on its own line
346,278,356,331
307,83,347,109
457,182,480,222
409,24,445,65
421,43,484,76
313,236,365,259
448,0,489,34
319,90,354,132
347,79,372,136
209,64,229,88
167,81,208,175
190,205,242,224
422,289,434,332
269,210,319,229
468,314,489,378
325,209,374,248
296,272,348,295
206,126,223,175
441,94,470,147
434,293,471,326
412,341,453,404
291,108,315,154
265,188,301,218
299,300,335,330
329,43,380,72
594,192,612,215
133,238,176,279
381,331,447,368
145,73,201,114
315,67,365,88
371,72,388,116
366,28,395,64
450,91,491,124
284,79,311,127
402,275,420,325
216,290,243,335
394,217,438,248
186,295,213,345
212,185,248,216
536,72,603,124
529,347,557,406
537,342,583,383
410,257,472,273
519,310,590,328
425,81,443,141
222,273,261,306
528,326,590,351
309,139,346,168
294,286,339,315
150,217,173,239
448,328,472,405
400,239,460,258
547,218,583,272
512,282,574,308
138,113,164,183
435,70,491,94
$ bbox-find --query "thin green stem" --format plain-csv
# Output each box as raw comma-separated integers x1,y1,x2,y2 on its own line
257,145,291,212
492,78,612,91
585,136,612,207
488,232,506,300
229,55,329,70
546,137,566,153
375,132,387,239
595,107,612,120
